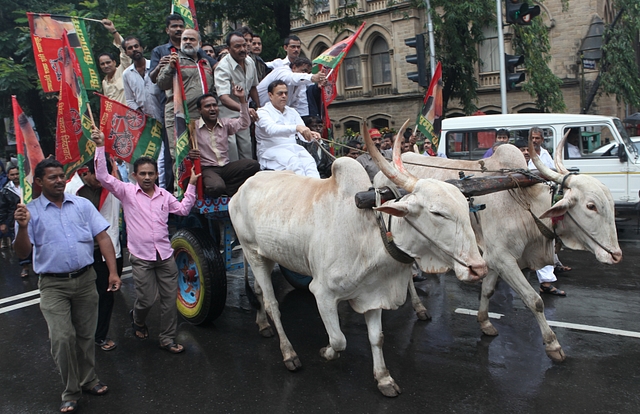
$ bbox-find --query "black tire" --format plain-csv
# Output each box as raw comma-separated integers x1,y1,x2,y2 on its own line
280,265,312,291
172,228,227,325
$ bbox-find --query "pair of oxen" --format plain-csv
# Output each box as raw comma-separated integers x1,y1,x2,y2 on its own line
228,120,622,397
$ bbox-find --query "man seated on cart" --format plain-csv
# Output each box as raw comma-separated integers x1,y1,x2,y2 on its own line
188,87,260,198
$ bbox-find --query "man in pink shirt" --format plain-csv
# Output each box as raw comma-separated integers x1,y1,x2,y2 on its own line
92,128,200,354
188,86,260,197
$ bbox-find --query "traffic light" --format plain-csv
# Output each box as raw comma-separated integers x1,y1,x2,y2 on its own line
505,53,525,90
405,34,428,88
505,0,541,25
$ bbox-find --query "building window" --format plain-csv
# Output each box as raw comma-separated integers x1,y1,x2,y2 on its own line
371,37,391,85
344,120,361,134
314,0,329,13
478,26,499,73
371,118,389,130
343,45,361,88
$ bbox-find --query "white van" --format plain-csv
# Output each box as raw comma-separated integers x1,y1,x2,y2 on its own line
438,114,640,211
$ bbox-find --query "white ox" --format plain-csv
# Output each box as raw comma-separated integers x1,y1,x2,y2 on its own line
374,132,622,361
229,125,487,397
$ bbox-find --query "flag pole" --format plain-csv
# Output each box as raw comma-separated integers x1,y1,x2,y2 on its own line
86,103,96,128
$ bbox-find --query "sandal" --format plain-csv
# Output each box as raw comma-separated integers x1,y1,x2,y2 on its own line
160,342,185,354
20,268,29,278
555,265,572,274
60,400,78,413
96,338,117,351
540,284,566,296
130,310,149,340
83,381,108,396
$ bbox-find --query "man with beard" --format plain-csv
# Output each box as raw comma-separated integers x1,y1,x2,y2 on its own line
214,31,260,161
98,19,131,104
157,29,214,158
188,89,260,197
356,128,392,182
149,14,216,84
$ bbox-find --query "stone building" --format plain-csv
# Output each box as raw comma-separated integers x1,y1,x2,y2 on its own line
290,0,633,138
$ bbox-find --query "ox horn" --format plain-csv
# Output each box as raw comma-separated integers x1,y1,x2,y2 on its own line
363,119,418,192
553,129,571,175
528,129,564,184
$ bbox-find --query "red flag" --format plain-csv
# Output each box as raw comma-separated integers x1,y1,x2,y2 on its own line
55,32,93,176
415,61,443,149
312,22,366,131
27,13,100,92
12,96,45,202
97,93,163,163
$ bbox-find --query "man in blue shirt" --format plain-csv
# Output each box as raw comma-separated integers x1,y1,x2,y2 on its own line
14,158,121,413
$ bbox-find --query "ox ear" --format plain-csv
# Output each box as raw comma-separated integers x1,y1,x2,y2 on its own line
540,194,576,219
374,201,410,217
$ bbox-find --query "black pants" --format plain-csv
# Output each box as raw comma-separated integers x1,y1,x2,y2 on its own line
93,249,123,343
202,159,260,198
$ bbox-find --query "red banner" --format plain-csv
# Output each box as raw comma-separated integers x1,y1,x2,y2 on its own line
12,96,45,203
27,13,100,93
97,93,163,163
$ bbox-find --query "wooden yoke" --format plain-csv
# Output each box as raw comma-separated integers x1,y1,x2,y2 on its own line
354,173,539,209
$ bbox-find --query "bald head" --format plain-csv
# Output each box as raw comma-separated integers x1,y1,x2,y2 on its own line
181,29,200,56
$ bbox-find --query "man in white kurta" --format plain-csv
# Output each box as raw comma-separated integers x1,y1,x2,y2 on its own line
255,80,320,178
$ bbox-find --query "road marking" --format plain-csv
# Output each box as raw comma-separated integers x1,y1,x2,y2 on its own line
0,298,40,314
0,289,40,306
0,268,133,314
455,308,640,339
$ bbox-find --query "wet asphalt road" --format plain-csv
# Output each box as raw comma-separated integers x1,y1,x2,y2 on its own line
1,237,640,413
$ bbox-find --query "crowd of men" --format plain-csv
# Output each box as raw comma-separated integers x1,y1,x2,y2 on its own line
0,13,572,413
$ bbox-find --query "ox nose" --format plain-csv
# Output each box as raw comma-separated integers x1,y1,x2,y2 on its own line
468,261,488,281
611,249,623,264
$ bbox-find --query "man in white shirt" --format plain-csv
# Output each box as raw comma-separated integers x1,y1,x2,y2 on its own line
265,35,302,70
527,127,554,169
214,31,260,161
255,80,320,178
98,19,131,105
257,57,325,113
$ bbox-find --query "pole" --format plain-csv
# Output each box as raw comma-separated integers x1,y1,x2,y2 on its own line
496,0,508,114
425,0,436,77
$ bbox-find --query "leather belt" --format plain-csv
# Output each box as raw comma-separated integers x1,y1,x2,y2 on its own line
42,265,90,279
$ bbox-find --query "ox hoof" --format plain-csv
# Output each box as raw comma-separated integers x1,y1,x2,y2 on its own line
546,347,566,362
377,378,402,398
416,310,432,321
319,346,341,361
259,326,274,338
284,355,302,371
480,323,499,337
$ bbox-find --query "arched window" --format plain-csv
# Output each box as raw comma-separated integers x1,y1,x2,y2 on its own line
312,43,329,60
371,37,391,85
371,118,389,130
343,45,361,88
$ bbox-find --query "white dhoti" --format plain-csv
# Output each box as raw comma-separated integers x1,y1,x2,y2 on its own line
259,144,320,178
536,265,557,283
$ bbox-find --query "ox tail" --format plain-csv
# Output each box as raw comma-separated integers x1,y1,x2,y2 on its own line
244,255,261,309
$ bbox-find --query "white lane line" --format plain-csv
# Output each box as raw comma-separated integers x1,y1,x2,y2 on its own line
0,298,40,314
455,308,640,339
0,269,133,314
0,289,40,306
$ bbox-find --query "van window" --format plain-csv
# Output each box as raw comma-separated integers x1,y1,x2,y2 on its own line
563,125,618,158
444,129,509,160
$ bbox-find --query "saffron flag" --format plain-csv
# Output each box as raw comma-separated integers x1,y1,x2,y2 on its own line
173,72,192,201
27,13,100,92
171,0,198,30
312,22,365,130
416,61,443,150
56,32,95,178
97,93,163,163
11,96,45,203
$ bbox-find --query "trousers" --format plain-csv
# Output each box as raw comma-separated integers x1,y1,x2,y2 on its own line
129,253,179,346
202,159,260,198
93,249,123,343
39,267,100,401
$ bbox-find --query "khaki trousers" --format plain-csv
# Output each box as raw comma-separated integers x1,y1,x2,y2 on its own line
39,267,100,401
129,253,179,346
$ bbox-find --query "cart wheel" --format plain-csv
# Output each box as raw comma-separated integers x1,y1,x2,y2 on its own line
280,265,312,291
172,228,227,324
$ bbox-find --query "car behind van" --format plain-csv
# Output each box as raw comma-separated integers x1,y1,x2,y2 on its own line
438,114,640,211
